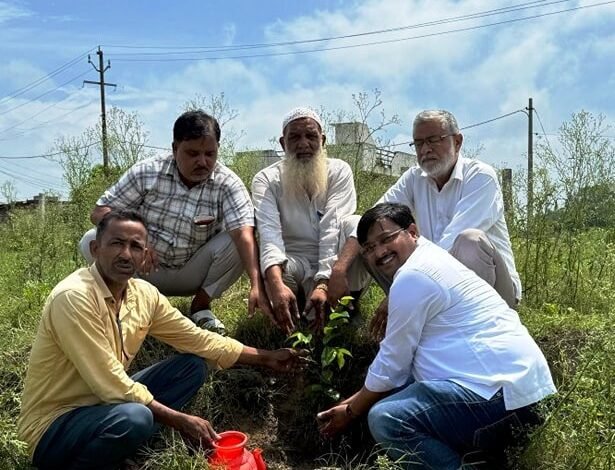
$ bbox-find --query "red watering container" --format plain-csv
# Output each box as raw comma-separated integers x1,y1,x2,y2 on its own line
209,431,266,470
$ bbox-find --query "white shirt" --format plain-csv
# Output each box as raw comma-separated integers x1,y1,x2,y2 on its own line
379,157,521,298
365,238,556,410
251,158,356,281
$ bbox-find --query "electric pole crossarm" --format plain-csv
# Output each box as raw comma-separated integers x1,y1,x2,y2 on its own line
83,47,116,174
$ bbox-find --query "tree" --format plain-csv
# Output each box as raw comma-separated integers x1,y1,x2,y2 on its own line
538,111,615,229
93,106,155,170
322,89,401,211
50,106,154,266
182,92,244,164
0,180,17,206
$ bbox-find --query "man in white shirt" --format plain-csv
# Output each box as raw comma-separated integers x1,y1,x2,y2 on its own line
317,203,555,469
329,110,520,325
252,107,370,332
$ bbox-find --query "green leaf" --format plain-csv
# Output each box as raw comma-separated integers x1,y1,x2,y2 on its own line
323,332,342,345
335,348,353,369
329,311,350,321
327,318,349,329
322,369,333,384
321,347,336,367
288,331,313,348
339,295,354,306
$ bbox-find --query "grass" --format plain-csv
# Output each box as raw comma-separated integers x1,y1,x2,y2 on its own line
0,202,613,469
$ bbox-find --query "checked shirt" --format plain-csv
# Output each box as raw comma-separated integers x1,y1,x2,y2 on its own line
97,154,254,268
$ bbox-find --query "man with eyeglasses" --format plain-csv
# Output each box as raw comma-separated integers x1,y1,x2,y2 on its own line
329,109,520,337
317,203,555,469
18,209,306,470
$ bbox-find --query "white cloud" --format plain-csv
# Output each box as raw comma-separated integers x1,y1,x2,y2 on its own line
0,59,53,90
0,1,30,24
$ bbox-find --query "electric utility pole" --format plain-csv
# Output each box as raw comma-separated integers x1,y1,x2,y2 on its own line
526,97,534,222
84,47,116,174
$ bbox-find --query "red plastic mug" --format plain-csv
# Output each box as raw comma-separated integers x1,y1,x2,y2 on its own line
209,431,266,470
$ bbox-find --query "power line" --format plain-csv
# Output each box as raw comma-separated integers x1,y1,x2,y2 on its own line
0,69,92,116
0,141,101,160
0,49,95,105
0,101,95,141
0,92,93,136
0,163,65,192
532,108,555,153
104,0,557,56
0,139,164,160
389,109,528,148
110,1,614,62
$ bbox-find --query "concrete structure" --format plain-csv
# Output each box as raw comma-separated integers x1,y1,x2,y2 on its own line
0,193,61,222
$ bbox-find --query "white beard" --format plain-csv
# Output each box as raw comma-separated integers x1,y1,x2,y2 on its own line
281,148,328,200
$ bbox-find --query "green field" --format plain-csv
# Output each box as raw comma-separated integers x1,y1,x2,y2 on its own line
0,110,613,469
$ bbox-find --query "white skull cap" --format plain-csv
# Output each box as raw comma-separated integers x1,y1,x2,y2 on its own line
282,107,323,131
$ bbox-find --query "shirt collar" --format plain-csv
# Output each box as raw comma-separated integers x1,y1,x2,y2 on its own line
419,156,464,186
88,264,136,320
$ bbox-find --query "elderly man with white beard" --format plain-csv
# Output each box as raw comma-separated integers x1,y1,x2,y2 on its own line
251,107,370,333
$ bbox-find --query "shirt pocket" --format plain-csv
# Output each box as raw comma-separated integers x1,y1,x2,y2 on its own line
124,321,151,357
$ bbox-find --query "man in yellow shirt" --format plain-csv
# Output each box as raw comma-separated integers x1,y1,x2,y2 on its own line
18,209,304,470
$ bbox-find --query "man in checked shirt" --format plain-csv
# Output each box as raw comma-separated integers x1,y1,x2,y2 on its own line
80,110,274,332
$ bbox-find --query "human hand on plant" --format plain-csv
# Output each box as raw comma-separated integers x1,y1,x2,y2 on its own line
316,404,353,438
264,348,310,373
268,283,300,334
247,279,276,326
327,269,351,310
304,285,328,331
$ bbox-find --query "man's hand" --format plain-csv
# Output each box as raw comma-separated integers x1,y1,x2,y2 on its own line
317,404,353,438
368,297,388,342
139,243,159,276
247,280,276,326
264,348,309,373
304,286,328,331
172,412,219,448
148,400,219,449
327,268,350,309
268,283,300,334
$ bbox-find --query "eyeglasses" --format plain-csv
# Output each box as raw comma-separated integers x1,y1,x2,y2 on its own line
410,134,455,149
361,228,405,255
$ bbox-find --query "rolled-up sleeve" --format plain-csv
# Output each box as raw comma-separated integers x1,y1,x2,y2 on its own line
221,176,255,232
48,291,154,404
251,169,288,273
148,290,243,369
97,165,146,209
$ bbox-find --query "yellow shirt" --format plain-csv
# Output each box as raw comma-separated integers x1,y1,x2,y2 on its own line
17,264,243,456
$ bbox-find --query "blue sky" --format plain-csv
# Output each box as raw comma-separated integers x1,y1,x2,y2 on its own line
0,0,614,199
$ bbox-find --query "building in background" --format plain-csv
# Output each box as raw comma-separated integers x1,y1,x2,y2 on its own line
235,121,416,177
